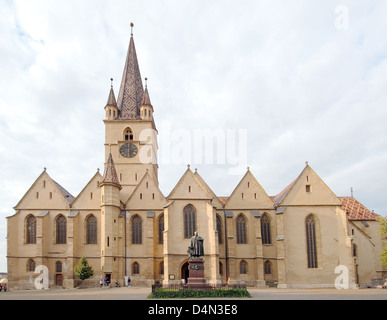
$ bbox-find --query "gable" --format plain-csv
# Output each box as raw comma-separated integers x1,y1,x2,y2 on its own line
14,170,73,210
70,171,103,209
126,171,167,210
279,165,342,207
225,169,273,209
194,170,223,208
167,167,212,200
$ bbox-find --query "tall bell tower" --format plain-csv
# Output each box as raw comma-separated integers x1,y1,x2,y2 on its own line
103,23,159,202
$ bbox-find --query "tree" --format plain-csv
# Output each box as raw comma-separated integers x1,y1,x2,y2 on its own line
74,257,94,281
378,216,387,268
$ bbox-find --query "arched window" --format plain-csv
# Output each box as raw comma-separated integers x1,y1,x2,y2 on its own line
124,128,134,141
158,214,164,244
86,215,97,244
56,215,67,244
306,215,318,268
56,261,62,273
132,215,142,244
27,259,35,272
240,260,248,274
264,260,272,275
216,215,222,244
132,262,140,274
184,205,197,239
160,261,164,275
219,261,223,275
26,215,37,244
236,214,247,244
261,214,271,245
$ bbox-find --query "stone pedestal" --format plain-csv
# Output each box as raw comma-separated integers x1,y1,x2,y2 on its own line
187,258,210,289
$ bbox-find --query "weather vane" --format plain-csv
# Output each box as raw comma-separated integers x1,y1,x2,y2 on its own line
130,22,134,36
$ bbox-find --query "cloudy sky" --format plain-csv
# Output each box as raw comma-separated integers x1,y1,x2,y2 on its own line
1,0,386,272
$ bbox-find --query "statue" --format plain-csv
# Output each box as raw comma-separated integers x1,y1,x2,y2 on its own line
187,231,204,258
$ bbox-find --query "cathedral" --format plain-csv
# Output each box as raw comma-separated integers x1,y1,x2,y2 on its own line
7,27,385,290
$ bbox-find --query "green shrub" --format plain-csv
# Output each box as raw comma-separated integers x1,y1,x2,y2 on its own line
148,288,251,299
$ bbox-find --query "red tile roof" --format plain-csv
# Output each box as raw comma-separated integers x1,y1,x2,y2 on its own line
339,197,378,221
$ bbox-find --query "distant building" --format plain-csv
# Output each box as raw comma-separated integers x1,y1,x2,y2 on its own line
6,26,385,290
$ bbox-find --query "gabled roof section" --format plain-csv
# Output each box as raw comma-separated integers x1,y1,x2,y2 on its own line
167,166,212,200
224,168,273,209
275,163,342,208
52,179,75,204
126,170,167,210
102,153,122,189
194,169,223,208
70,170,103,208
14,169,74,210
117,27,144,120
340,197,379,221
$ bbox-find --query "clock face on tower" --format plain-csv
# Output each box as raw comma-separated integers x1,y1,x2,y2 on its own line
120,143,138,158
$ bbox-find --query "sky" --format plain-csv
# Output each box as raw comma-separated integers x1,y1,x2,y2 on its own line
0,0,387,272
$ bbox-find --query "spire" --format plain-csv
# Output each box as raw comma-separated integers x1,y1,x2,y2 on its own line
141,77,152,106
106,78,117,107
102,153,122,189
117,23,144,120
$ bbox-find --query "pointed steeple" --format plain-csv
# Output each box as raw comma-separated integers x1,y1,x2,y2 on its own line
107,78,117,107
105,78,119,120
117,23,144,120
102,153,122,189
141,77,152,106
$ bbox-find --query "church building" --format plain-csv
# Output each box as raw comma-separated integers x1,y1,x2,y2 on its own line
6,26,385,290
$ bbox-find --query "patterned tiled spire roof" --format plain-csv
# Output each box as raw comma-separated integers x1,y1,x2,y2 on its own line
102,153,122,189
141,85,152,106
117,24,144,120
106,79,117,107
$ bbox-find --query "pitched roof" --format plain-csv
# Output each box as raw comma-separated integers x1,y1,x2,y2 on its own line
52,179,75,204
102,153,122,189
340,196,378,221
117,32,144,120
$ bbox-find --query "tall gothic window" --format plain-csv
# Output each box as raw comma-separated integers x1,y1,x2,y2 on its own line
236,214,247,244
261,214,271,245
216,215,223,244
184,205,197,239
26,215,37,244
306,215,318,268
56,215,67,244
158,214,164,244
132,215,142,244
86,215,97,244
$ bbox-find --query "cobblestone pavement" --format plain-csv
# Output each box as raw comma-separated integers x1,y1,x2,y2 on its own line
0,287,386,300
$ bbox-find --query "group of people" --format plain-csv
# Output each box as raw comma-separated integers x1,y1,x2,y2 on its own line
99,277,131,288
0,284,7,292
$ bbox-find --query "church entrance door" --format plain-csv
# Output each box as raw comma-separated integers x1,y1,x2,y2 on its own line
181,262,189,284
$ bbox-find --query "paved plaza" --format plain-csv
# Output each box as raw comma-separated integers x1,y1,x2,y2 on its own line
0,287,386,300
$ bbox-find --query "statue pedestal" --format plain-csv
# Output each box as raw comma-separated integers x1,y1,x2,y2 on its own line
187,258,210,289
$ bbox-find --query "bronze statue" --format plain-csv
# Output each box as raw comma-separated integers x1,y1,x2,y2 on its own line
187,231,204,258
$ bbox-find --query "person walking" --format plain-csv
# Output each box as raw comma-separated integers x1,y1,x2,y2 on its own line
127,277,131,288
